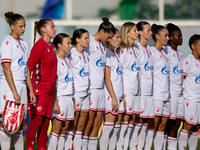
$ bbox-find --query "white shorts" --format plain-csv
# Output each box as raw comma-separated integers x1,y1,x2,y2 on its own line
139,95,155,119
89,89,105,111
74,94,90,112
0,79,27,119
184,99,200,125
124,94,140,115
169,95,184,120
52,95,74,121
154,100,170,117
105,95,125,115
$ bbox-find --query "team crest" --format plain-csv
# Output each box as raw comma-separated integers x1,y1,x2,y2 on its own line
140,108,144,114
156,107,160,112
128,105,132,111
76,101,80,107
2,100,25,134
89,100,92,106
60,111,64,117
37,105,42,112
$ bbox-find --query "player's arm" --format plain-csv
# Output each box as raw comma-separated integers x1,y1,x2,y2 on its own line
3,62,20,104
104,66,119,111
53,86,60,114
27,66,36,104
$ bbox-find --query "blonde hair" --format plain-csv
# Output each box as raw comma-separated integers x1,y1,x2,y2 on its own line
120,22,136,51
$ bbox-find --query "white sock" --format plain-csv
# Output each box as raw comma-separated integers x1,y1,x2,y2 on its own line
88,137,98,150
73,131,82,150
124,124,133,150
100,122,114,150
117,121,128,150
57,134,65,150
154,131,164,150
167,136,177,150
0,127,10,150
178,129,189,150
129,123,142,149
47,132,59,150
162,134,167,150
144,128,154,150
82,136,88,150
138,123,148,150
109,124,120,150
188,131,198,150
65,131,74,150
13,130,24,150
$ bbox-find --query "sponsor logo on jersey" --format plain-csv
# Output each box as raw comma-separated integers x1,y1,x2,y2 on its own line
79,67,89,77
116,66,122,75
65,74,74,82
144,61,153,71
161,66,169,75
173,64,183,74
96,58,105,67
18,57,27,66
195,75,200,84
131,62,141,72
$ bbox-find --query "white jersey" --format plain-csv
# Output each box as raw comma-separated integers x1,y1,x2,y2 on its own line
164,46,183,96
105,49,123,100
56,55,74,97
151,47,170,101
0,35,28,82
67,47,90,97
183,54,200,102
84,36,106,89
136,42,154,96
118,46,140,95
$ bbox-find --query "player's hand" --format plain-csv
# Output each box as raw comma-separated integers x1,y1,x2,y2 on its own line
53,100,60,114
112,97,119,112
123,98,127,109
29,91,36,105
13,92,21,105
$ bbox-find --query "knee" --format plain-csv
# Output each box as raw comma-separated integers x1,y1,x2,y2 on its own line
158,123,167,132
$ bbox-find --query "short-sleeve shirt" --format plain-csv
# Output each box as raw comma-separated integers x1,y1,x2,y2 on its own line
56,55,74,97
136,42,154,96
164,46,183,96
84,36,106,89
151,47,170,101
118,46,141,95
28,38,57,96
0,35,28,82
183,54,200,102
105,49,123,100
67,47,90,97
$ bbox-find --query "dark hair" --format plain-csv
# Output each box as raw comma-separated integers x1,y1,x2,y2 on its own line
151,24,165,41
98,17,116,34
53,33,70,49
166,23,180,37
71,28,89,45
136,21,150,31
33,19,52,44
189,34,200,50
4,12,24,26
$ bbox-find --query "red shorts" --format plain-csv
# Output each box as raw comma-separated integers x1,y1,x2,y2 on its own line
27,95,53,118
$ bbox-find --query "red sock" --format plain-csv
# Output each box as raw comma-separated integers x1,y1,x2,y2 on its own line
26,115,43,148
37,117,50,149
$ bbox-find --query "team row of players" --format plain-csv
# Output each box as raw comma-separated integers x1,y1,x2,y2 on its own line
0,12,199,150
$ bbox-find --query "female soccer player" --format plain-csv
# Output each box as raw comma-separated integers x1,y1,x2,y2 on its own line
178,34,200,150
100,28,124,150
82,17,116,150
164,23,183,150
130,21,154,150
26,19,57,150
117,22,141,150
47,33,74,150
144,24,170,150
0,12,36,150
67,28,90,150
